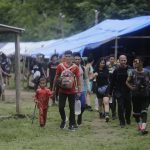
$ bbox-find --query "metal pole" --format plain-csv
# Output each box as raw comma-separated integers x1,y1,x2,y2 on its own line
15,34,21,114
59,12,65,38
94,10,99,25
115,38,118,61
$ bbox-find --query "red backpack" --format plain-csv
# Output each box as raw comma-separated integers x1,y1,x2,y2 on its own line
59,63,76,89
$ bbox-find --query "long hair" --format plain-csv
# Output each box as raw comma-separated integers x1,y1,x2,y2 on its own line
95,58,107,72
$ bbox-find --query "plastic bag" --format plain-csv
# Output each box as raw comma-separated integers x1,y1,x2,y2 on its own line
98,85,108,95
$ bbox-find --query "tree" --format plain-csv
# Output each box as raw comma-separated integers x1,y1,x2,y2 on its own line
0,0,149,41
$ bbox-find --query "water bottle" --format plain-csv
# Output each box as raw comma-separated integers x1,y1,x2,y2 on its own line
109,97,112,104
75,96,81,115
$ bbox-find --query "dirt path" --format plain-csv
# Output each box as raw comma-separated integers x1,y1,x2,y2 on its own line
3,89,34,102
90,113,124,143
3,89,126,138
1,89,133,145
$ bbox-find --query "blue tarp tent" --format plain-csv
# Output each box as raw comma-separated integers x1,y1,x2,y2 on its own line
30,16,150,57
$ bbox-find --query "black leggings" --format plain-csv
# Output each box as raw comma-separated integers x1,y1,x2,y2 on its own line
110,93,117,116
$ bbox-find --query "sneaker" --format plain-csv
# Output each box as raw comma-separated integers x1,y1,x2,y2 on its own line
99,112,105,119
60,121,66,129
68,125,75,131
141,129,148,135
73,124,78,128
126,119,131,125
112,114,117,120
87,106,93,111
120,122,125,128
105,115,109,122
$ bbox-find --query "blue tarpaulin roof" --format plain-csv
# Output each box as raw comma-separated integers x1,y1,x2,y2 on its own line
31,16,150,57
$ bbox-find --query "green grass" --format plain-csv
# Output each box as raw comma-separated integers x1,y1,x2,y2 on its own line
0,92,150,150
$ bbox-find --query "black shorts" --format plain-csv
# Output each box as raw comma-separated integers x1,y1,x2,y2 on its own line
132,94,149,114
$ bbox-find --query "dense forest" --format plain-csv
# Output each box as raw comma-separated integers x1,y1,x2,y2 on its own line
0,0,150,41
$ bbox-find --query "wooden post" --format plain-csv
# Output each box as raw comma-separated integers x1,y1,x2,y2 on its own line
15,34,21,114
115,38,118,61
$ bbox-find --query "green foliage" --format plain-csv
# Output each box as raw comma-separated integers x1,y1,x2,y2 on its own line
0,0,150,41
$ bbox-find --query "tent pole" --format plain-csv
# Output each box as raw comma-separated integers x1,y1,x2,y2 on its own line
15,33,21,114
115,38,118,61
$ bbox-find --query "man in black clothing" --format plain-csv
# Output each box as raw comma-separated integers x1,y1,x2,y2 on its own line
109,55,132,127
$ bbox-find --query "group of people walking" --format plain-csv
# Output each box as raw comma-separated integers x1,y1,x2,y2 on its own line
33,50,149,134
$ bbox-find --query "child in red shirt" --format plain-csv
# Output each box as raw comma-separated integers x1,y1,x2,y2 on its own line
34,78,53,127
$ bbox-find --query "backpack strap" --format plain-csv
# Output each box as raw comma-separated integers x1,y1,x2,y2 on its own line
60,63,76,71
69,64,76,70
60,63,67,70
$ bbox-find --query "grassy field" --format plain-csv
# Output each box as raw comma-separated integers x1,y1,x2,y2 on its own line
0,89,150,150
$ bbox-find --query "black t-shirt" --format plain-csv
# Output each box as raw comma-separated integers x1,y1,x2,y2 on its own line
109,66,131,93
48,61,59,81
95,67,109,87
108,64,117,82
130,69,149,96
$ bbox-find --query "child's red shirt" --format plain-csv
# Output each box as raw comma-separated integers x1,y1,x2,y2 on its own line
35,87,52,109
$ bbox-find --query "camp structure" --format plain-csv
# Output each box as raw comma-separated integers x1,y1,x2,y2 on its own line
0,24,24,114
29,16,150,64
